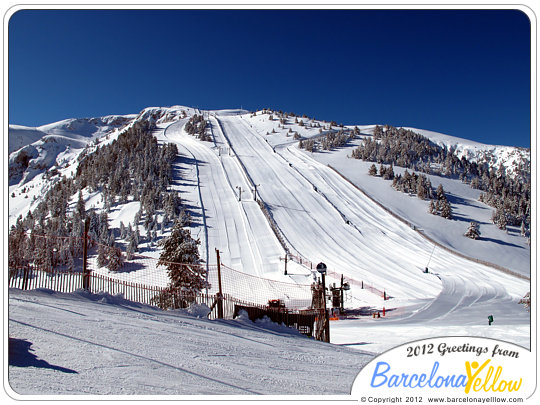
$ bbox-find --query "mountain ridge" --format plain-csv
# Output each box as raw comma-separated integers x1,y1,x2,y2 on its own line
8,105,530,189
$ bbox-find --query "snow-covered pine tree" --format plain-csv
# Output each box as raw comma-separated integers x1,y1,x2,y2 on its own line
379,164,386,178
368,164,378,176
464,221,481,239
97,243,108,268
119,221,127,239
383,164,394,180
428,200,438,215
107,243,124,271
436,184,446,200
76,191,86,218
8,218,27,268
177,209,191,228
417,182,426,200
126,237,136,260
154,219,207,309
439,199,453,219
492,207,508,230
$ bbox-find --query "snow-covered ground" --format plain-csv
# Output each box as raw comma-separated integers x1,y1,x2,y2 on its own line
7,288,372,396
7,106,532,396
303,134,530,276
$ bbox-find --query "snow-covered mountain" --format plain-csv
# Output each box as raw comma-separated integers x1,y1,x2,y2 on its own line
8,115,138,154
8,115,134,186
8,105,531,362
8,107,530,190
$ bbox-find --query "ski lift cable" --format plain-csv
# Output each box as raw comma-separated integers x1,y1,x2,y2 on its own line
426,244,436,269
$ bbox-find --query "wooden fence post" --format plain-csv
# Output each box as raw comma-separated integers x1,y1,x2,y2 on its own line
322,272,330,343
22,266,30,291
82,218,90,291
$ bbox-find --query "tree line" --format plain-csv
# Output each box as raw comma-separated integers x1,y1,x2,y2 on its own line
355,125,530,233
9,116,187,272
298,128,360,152
185,114,212,142
369,163,453,219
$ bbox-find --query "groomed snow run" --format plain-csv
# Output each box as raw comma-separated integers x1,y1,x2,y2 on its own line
158,111,530,353
7,288,372,396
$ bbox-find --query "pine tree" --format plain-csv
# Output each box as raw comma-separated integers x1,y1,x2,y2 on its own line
428,200,437,215
492,207,507,230
368,164,378,176
464,221,481,239
76,191,86,218
34,234,53,269
417,182,426,200
8,219,28,268
119,221,127,239
436,184,446,200
97,243,108,268
66,250,75,271
155,220,207,309
379,164,386,178
383,165,394,180
126,237,136,260
439,199,453,219
177,209,191,228
107,243,124,271
135,226,140,246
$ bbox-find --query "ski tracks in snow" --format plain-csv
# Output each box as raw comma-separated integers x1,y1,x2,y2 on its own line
212,114,529,328
162,119,283,279
158,114,528,348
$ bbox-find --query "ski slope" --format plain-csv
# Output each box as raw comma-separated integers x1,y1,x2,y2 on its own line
159,111,529,351
161,119,287,278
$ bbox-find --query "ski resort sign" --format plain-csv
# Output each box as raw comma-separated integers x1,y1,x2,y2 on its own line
352,336,533,402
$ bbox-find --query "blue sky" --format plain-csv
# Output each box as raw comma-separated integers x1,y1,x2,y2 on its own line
9,9,531,147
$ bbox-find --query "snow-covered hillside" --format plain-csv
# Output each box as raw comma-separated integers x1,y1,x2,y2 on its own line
8,115,134,187
8,105,531,370
307,137,531,276
405,127,530,179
